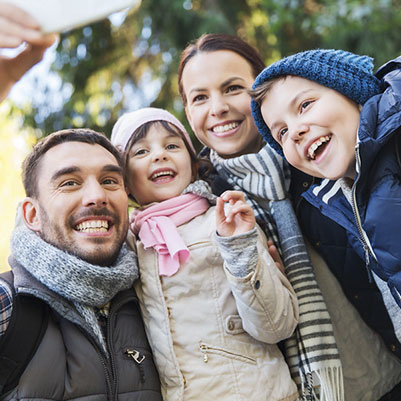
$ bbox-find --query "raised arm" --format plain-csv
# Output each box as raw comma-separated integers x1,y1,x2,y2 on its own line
215,191,299,343
0,2,56,102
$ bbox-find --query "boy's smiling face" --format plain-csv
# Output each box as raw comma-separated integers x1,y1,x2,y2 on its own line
260,76,361,180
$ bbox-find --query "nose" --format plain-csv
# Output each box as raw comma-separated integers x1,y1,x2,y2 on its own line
288,121,309,142
82,178,108,207
210,94,229,117
152,147,168,162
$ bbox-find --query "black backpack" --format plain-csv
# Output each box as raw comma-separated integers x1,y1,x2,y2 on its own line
0,271,49,396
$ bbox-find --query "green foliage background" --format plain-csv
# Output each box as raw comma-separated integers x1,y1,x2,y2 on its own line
1,0,400,271
9,0,401,147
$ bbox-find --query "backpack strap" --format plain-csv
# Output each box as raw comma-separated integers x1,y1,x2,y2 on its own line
0,271,49,395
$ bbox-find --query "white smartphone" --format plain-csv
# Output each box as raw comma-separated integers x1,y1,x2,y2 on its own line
10,0,137,33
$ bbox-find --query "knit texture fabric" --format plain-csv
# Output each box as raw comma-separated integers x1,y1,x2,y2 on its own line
111,107,195,153
130,190,210,277
209,149,281,250
11,226,139,353
210,144,344,401
251,49,382,156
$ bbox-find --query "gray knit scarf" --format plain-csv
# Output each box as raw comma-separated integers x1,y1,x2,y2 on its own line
210,146,344,401
11,225,138,354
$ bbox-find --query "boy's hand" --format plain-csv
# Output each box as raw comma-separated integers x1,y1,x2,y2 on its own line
0,2,57,101
216,191,256,237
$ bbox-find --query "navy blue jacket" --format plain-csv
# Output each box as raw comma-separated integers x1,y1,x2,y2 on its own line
302,56,401,304
291,167,401,359
296,56,401,356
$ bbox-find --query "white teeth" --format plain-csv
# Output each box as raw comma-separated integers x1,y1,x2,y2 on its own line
308,135,331,160
151,170,174,180
76,220,109,232
212,122,239,133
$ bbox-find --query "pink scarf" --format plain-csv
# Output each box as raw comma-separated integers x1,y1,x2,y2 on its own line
130,193,210,276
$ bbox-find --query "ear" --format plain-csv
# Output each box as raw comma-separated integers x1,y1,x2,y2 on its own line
21,197,42,232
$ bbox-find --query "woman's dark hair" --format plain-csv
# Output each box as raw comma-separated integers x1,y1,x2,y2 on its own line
178,33,265,105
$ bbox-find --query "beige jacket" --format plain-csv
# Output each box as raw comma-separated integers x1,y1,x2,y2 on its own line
132,206,299,401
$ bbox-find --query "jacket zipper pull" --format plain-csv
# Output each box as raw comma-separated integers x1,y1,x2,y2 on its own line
125,348,145,364
199,344,209,363
125,349,146,383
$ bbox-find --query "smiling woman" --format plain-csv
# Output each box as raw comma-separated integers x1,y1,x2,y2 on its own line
181,48,264,159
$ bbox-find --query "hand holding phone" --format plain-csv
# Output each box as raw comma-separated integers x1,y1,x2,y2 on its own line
9,0,137,33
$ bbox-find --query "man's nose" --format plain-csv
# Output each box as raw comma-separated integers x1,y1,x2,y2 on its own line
82,179,108,207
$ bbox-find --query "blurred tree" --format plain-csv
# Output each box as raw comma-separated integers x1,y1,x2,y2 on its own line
7,0,401,144
261,0,401,64
0,103,36,272
3,0,399,268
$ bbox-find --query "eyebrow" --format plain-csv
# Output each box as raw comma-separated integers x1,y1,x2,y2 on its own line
50,164,123,182
188,76,246,96
132,132,182,147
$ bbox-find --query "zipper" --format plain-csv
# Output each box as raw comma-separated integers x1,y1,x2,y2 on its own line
187,240,209,249
78,326,114,401
125,348,146,383
125,348,146,364
351,144,378,280
107,300,120,400
98,348,114,401
107,294,148,394
199,343,256,364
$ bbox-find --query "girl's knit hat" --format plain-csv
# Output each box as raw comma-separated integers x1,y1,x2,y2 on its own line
251,49,383,156
111,107,195,153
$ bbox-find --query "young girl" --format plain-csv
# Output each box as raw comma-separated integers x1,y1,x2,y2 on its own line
111,107,299,401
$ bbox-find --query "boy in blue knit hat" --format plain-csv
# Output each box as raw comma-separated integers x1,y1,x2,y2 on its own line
251,49,401,343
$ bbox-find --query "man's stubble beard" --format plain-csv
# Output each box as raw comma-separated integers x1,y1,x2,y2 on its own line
37,205,127,267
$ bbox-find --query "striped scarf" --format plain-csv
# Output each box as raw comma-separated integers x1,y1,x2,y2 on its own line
208,150,282,250
210,146,344,401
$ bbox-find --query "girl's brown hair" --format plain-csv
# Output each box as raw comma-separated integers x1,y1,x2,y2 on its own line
123,121,212,198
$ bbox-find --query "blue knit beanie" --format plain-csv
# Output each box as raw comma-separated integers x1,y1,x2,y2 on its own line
251,49,383,156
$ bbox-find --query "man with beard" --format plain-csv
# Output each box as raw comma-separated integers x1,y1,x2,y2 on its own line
0,129,162,400
0,4,162,397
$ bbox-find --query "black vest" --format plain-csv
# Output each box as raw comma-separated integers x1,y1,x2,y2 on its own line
3,260,162,401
